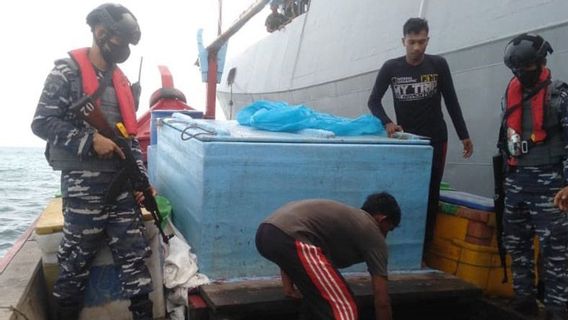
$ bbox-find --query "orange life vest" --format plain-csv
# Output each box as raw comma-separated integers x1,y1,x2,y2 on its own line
506,67,550,144
69,47,137,135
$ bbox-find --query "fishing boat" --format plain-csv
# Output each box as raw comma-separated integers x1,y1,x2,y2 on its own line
0,85,509,320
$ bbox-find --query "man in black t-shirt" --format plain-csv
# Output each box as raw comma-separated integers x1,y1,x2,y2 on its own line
256,192,401,320
368,18,473,248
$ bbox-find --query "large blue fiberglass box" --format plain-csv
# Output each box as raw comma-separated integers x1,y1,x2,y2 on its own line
152,115,432,280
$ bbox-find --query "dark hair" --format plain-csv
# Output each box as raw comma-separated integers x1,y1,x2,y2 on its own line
361,192,401,227
403,17,429,36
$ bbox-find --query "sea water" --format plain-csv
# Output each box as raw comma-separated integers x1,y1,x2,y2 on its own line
0,147,59,258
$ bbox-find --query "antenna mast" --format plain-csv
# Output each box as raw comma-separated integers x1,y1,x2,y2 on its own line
218,0,223,36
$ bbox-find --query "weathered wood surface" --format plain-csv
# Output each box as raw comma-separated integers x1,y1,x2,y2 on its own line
200,271,482,316
0,238,48,320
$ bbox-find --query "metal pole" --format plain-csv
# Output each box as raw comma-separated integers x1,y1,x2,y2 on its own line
418,0,427,18
206,0,270,52
218,0,223,36
203,0,270,119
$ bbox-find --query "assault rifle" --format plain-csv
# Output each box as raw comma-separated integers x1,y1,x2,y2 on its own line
492,152,508,283
69,73,173,244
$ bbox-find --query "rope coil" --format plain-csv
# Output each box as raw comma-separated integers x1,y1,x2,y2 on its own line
180,123,217,141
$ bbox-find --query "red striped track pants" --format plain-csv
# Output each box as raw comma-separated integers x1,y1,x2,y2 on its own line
256,223,359,320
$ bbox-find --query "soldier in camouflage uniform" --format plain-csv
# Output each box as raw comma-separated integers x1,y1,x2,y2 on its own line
31,4,153,320
500,34,568,320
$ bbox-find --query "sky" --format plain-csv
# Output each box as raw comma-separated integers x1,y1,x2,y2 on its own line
0,0,269,148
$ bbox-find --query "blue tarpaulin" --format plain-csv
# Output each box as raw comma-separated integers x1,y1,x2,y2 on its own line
237,100,385,136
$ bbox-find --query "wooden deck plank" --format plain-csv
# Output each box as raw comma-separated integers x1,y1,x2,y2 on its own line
0,220,37,274
0,238,49,320
200,271,481,314
35,198,154,235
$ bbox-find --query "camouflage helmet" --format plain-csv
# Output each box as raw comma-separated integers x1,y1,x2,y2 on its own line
503,33,553,70
86,3,141,45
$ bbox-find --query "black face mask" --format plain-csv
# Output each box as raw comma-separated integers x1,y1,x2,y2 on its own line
97,38,131,64
514,67,542,88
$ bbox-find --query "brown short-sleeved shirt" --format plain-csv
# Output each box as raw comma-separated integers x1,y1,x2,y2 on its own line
264,199,388,276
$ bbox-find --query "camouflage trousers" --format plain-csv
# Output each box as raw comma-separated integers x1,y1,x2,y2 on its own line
504,164,568,307
53,170,153,305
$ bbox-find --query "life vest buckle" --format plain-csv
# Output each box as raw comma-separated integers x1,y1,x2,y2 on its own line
521,140,529,154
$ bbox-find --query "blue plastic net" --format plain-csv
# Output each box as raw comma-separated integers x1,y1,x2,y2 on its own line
237,100,385,136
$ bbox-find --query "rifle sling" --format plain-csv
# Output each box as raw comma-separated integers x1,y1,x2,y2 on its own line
92,67,115,103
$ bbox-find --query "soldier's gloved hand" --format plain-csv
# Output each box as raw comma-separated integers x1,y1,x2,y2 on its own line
93,132,125,160
553,186,568,211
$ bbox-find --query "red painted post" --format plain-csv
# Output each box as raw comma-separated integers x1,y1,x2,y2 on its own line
205,51,218,119
202,0,270,119
157,65,174,89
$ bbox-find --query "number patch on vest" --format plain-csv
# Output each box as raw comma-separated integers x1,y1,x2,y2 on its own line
80,100,95,117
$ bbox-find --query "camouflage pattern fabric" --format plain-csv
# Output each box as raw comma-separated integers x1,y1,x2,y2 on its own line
32,61,95,158
32,59,153,308
53,170,152,302
504,165,568,308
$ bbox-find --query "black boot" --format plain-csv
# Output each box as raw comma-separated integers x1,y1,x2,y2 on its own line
129,293,153,320
55,299,82,320
545,306,568,320
510,296,539,317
